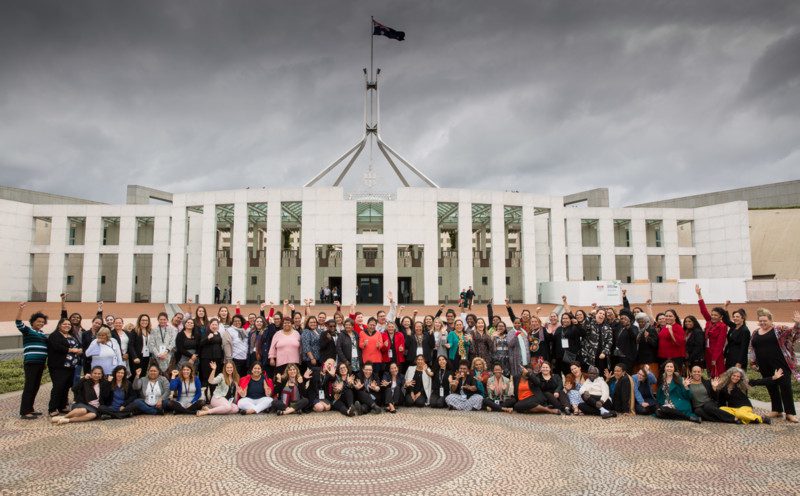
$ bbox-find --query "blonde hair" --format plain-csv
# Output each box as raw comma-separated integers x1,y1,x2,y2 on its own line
756,308,773,321
96,328,112,340
123,323,135,332
471,357,486,371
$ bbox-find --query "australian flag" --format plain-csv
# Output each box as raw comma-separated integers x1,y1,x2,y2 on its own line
372,19,405,41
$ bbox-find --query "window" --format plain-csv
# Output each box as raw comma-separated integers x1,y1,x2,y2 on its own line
69,227,77,246
101,275,106,284
506,276,511,285
438,276,443,285
297,276,301,285
481,276,488,285
251,276,258,285
66,275,74,285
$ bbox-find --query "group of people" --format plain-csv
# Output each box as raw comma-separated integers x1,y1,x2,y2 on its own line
14,286,799,426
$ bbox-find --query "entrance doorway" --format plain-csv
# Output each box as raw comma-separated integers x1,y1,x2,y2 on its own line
357,274,383,304
328,277,342,302
398,277,413,304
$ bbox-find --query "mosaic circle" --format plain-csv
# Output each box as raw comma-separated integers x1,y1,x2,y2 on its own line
236,426,474,494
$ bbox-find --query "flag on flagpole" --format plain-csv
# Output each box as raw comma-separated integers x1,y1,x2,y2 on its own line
372,19,405,41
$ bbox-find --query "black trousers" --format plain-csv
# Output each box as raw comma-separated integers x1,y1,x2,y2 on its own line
635,403,657,415
333,389,355,415
167,399,204,414
273,397,310,413
483,397,516,411
513,395,546,413
404,392,427,407
694,403,737,423
578,394,613,416
354,389,379,409
48,367,74,414
98,405,134,419
765,371,797,416
544,392,570,412
428,394,447,409
20,362,45,416
655,406,693,421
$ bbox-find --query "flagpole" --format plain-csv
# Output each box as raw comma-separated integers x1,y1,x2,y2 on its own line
370,16,374,80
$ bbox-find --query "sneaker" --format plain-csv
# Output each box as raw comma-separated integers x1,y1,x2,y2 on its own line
601,411,617,419
371,404,382,414
100,414,112,421
353,401,362,416
690,416,702,424
761,416,772,425
346,406,355,417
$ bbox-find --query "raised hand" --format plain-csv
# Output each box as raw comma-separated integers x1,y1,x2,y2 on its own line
793,311,800,325
260,302,267,310
773,369,784,380
171,370,179,379
695,284,702,297
135,368,142,377
210,361,217,371
303,369,313,380
622,289,627,297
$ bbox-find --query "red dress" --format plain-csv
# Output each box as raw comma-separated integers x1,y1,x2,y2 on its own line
699,299,726,377
657,324,686,360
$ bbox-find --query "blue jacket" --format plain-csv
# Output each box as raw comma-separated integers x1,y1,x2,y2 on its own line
169,377,202,403
633,372,657,405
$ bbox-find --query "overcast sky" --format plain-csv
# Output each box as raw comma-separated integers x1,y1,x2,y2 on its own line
1,0,798,206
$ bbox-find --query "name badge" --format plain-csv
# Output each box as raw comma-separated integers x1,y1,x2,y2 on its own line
494,399,500,405
388,348,393,358
460,392,467,400
147,394,156,404
561,338,569,348
439,387,444,397
159,345,167,355
318,390,325,400
416,346,423,356
142,348,150,357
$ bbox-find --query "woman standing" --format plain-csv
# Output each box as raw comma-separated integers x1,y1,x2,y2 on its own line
447,320,472,371
301,316,322,372
749,308,798,423
197,360,240,416
175,318,200,373
149,312,177,375
552,313,578,376
269,319,302,376
224,314,250,378
506,319,530,377
684,315,705,373
359,318,386,379
405,321,434,367
336,319,362,373
723,305,750,370
168,364,204,414
491,321,511,375
129,314,151,373
657,310,686,373
110,317,134,372
695,285,727,377
655,360,700,423
582,309,612,371
199,318,224,397
85,328,123,376
15,303,49,419
47,318,82,416
432,318,449,365
471,318,494,369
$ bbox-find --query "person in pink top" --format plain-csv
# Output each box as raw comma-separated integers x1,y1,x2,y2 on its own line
269,319,301,375
695,285,727,378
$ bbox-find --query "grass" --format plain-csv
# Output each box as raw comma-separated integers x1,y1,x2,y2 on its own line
747,369,800,403
0,359,50,395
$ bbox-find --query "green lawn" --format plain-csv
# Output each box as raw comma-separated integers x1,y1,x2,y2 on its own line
747,369,800,403
0,359,50,395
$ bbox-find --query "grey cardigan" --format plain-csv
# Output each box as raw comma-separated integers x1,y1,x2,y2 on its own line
132,376,171,403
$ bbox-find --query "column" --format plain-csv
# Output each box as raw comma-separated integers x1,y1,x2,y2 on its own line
521,207,537,304
115,216,135,303
299,224,315,304
383,242,398,305
457,201,473,291
264,200,281,304
565,217,583,281
341,241,357,305
423,209,439,305
150,215,171,303
167,206,187,304
198,205,216,305
549,205,567,281
231,202,248,303
80,216,101,302
46,216,67,301
630,217,648,282
490,203,507,303
598,217,616,281
663,217,680,281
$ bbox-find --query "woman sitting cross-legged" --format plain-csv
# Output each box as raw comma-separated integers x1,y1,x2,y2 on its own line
97,365,136,420
353,362,384,414
483,362,515,412
168,364,205,414
633,364,658,415
332,361,360,417
429,355,452,409
196,360,240,416
655,360,701,423
51,366,105,425
538,361,570,413
514,365,561,415
128,365,170,415
714,366,783,424
577,366,615,418
382,362,405,413
445,360,484,411
404,355,433,407
272,363,312,416
237,362,274,414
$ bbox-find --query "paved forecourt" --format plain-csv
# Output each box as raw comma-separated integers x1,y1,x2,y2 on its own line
1,385,799,495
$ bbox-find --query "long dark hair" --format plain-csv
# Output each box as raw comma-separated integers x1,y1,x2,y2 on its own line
111,365,129,390
683,315,702,332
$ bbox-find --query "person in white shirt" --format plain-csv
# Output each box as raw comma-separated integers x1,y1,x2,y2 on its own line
578,366,616,418
85,328,123,376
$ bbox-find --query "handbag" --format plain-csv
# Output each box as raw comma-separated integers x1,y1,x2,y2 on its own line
562,350,577,364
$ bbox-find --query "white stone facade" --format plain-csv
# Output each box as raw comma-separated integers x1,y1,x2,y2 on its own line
0,187,753,305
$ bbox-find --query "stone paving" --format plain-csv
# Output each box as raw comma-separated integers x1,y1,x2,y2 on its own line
1,384,799,496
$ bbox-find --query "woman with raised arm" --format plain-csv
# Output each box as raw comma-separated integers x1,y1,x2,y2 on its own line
684,365,737,423
197,360,240,416
129,365,170,415
514,365,561,415
657,310,686,373
15,303,49,419
167,364,204,414
695,285,727,378
749,308,798,423
50,366,104,425
272,364,311,416
714,366,783,424
445,361,484,411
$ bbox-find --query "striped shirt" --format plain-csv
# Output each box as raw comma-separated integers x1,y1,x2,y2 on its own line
16,320,48,364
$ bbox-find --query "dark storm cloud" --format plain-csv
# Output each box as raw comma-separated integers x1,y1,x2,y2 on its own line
0,0,798,205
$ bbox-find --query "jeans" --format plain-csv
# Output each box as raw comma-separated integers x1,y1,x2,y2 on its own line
128,398,162,415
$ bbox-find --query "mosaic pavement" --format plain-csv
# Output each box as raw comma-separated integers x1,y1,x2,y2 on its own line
1,385,799,496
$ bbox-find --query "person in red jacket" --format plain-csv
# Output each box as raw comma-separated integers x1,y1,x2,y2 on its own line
657,309,686,372
382,322,406,373
696,285,727,378
359,317,387,379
